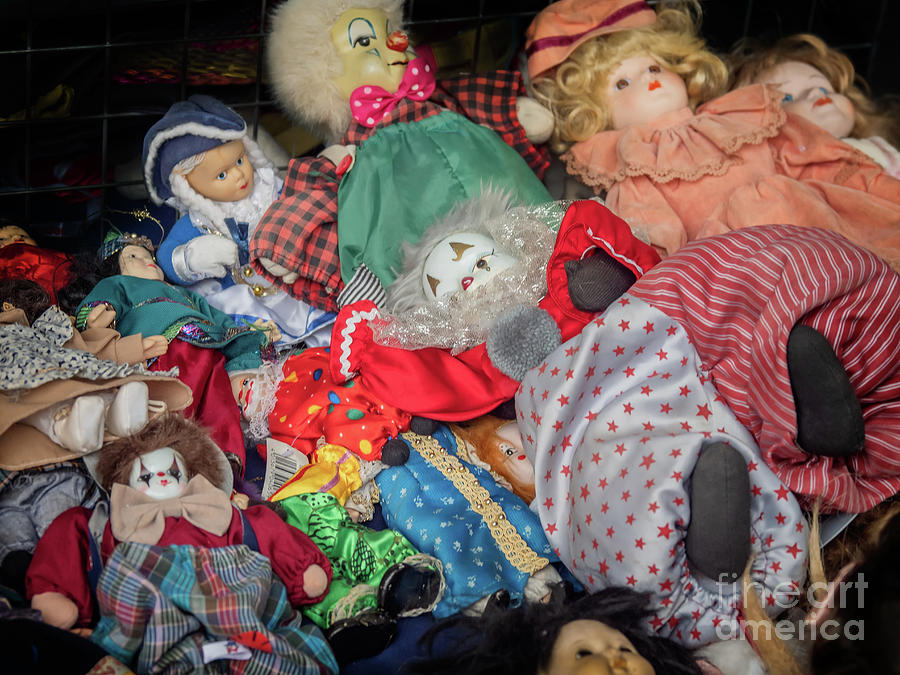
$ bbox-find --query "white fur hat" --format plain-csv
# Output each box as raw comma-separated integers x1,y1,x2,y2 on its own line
266,0,405,143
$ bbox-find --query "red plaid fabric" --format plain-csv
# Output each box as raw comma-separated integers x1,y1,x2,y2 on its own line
250,71,551,313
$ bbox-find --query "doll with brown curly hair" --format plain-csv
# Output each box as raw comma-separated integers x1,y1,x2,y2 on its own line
25,415,332,637
526,0,900,269
728,33,900,178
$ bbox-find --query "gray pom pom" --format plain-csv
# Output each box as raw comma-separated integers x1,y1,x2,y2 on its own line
487,305,561,381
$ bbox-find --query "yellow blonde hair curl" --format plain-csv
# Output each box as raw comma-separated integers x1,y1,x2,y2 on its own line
532,0,729,153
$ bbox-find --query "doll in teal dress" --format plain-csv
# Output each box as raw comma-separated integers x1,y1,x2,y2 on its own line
75,232,276,473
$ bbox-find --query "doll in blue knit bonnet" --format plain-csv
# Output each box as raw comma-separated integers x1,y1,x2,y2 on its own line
142,95,335,349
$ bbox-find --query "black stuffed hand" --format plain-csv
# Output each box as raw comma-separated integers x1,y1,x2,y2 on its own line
565,249,637,313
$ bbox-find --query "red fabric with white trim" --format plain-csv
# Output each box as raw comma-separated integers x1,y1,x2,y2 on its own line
544,198,661,338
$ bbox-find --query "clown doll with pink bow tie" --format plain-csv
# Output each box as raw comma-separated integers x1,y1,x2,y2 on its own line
250,0,557,313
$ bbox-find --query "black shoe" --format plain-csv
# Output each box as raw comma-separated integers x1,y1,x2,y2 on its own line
787,325,864,458
325,608,397,666
377,561,443,616
686,442,750,583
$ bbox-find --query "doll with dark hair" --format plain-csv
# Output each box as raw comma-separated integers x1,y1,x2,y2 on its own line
0,220,75,310
405,586,701,675
74,231,278,473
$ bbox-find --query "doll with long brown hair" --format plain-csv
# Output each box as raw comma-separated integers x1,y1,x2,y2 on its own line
728,33,900,178
526,0,900,268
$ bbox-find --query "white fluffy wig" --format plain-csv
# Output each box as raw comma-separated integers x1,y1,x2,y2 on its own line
266,0,405,144
375,187,567,354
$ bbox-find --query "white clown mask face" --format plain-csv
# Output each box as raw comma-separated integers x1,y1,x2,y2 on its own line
129,447,189,500
422,232,517,301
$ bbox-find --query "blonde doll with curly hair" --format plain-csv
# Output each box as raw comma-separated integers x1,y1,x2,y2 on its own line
530,0,728,154
525,0,900,267
728,32,900,178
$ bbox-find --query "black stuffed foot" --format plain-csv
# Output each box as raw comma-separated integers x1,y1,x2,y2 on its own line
377,561,443,616
787,324,864,458
381,438,410,466
565,249,637,313
686,442,750,583
325,608,397,666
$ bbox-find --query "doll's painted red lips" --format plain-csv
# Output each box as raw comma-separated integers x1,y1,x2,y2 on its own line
240,182,248,190
813,96,832,107
648,80,661,91
461,276,474,290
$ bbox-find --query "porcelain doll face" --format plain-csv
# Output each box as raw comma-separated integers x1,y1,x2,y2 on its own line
754,60,855,139
329,7,416,100
231,372,265,421
605,56,689,130
128,447,189,500
421,231,517,300
540,620,655,675
184,139,254,203
118,244,164,281
0,225,36,248
492,421,535,493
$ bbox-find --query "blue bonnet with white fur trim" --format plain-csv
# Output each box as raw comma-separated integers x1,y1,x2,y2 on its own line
142,94,246,205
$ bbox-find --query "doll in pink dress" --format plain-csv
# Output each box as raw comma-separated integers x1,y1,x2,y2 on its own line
526,0,900,268
727,33,900,179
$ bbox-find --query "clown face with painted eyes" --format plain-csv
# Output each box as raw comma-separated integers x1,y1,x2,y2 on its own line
329,7,416,101
129,446,189,500
420,231,518,301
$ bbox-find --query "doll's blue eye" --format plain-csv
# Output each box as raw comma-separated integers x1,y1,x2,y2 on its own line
615,78,630,91
782,93,794,103
236,157,244,166
819,87,829,95
216,171,227,180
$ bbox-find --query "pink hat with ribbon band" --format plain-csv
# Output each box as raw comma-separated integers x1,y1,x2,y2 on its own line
525,0,657,79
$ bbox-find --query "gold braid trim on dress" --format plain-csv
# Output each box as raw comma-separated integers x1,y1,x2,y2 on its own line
403,431,549,575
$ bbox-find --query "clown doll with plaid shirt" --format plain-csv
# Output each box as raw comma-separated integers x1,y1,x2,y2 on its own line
250,0,557,313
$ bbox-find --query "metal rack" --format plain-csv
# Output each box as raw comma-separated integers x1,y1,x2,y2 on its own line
0,0,893,249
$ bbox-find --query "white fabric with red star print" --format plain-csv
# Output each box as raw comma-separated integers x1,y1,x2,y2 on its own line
516,294,808,647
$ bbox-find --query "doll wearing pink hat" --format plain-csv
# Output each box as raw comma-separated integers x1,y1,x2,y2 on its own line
525,0,900,270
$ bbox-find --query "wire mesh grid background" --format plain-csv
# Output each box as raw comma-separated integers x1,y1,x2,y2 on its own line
0,0,895,251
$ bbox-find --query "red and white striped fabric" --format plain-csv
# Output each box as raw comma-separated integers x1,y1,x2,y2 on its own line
629,224,900,513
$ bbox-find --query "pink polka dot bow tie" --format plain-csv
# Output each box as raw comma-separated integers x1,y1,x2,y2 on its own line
349,50,437,128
